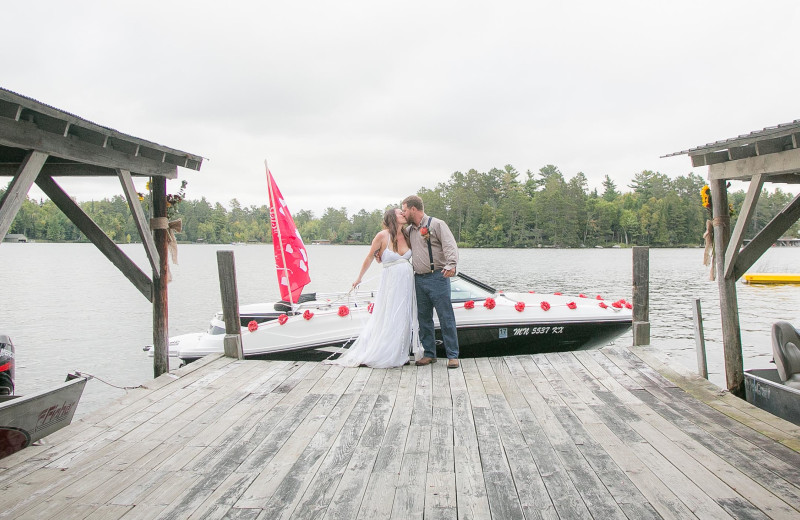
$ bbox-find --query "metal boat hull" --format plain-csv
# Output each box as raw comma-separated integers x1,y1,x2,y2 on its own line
0,376,87,459
744,368,800,425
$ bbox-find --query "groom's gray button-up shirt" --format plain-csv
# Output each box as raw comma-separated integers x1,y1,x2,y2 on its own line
408,214,459,275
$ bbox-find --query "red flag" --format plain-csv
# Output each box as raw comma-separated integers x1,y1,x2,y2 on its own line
267,168,310,303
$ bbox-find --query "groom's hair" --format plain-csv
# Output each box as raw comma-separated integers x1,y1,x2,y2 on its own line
402,195,424,212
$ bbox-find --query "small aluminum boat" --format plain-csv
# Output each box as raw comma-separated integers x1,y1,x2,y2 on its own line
0,336,87,459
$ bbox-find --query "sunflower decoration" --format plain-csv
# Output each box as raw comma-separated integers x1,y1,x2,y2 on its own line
701,185,712,214
700,184,735,217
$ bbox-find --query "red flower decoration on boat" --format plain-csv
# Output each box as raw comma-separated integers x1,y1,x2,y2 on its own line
553,292,562,295
483,298,496,310
464,300,475,309
579,294,587,298
247,320,258,332
596,295,604,300
598,302,608,309
612,301,623,308
625,302,633,309
278,314,289,325
303,310,314,320
514,301,525,312
367,302,374,314
338,305,350,317
540,301,551,311
567,301,577,310
528,290,535,294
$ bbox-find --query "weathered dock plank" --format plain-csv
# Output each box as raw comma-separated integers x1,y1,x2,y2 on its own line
1,347,799,520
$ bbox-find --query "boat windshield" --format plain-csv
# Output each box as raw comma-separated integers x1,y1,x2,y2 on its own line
450,275,495,302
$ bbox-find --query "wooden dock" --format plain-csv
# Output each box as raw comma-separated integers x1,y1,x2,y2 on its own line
1,346,799,519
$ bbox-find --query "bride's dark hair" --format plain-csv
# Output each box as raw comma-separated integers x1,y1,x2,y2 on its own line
383,208,408,252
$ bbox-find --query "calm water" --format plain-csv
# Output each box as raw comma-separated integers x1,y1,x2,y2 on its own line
2,243,799,417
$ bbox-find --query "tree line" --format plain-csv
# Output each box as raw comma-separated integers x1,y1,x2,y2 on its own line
3,165,799,247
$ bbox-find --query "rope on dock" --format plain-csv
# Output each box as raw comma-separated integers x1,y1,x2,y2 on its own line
73,371,145,391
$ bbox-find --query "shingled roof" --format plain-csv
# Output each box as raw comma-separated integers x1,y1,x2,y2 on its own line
0,87,203,179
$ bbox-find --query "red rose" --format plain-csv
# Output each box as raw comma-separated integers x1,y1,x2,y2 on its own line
514,301,525,312
338,305,350,317
579,294,587,298
464,300,475,309
303,310,314,320
483,298,496,310
247,320,258,332
553,292,562,296
367,302,374,314
567,301,577,310
420,227,429,237
540,301,551,311
598,302,608,309
278,314,289,325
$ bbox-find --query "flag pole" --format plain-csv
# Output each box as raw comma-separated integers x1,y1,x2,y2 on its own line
266,160,295,309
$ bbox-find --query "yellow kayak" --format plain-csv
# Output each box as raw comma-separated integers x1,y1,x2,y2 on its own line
743,273,800,284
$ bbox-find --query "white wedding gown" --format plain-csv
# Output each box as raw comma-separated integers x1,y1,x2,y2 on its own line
325,248,422,368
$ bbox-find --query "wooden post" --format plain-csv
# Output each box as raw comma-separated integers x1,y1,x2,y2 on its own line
152,177,169,378
632,246,650,346
693,299,708,379
710,179,745,397
217,250,244,360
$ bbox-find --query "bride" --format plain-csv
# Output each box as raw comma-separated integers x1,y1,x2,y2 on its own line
325,207,422,368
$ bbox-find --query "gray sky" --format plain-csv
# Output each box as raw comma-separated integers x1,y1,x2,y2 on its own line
4,1,799,216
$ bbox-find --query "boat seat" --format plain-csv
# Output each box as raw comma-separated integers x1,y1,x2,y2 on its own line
274,292,317,312
771,321,800,389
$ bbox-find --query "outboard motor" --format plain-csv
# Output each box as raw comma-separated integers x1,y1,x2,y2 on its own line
771,321,800,389
0,335,14,396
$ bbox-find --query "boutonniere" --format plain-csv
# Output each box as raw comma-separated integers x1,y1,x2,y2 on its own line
420,226,430,240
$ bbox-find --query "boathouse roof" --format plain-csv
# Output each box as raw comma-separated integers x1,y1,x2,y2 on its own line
663,119,800,179
0,87,203,179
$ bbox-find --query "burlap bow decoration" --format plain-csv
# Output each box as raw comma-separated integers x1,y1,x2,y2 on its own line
150,217,182,282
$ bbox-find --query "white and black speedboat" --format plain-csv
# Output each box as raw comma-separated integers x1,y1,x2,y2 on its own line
150,274,633,363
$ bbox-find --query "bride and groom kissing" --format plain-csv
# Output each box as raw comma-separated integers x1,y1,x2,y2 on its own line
325,195,460,369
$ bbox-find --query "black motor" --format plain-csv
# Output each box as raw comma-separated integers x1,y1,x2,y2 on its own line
0,335,14,396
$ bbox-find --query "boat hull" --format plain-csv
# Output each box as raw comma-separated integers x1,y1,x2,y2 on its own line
0,376,87,459
173,293,632,362
744,368,800,425
743,273,800,284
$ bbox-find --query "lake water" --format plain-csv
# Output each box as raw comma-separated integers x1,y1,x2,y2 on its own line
2,243,799,418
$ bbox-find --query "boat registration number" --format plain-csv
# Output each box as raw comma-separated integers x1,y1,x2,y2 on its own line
512,326,564,336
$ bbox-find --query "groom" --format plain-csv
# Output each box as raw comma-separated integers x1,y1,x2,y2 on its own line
401,195,460,368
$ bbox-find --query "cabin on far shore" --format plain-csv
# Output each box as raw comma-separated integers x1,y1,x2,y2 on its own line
2,233,27,242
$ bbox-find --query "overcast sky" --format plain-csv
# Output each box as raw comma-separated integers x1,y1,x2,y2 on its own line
4,1,799,216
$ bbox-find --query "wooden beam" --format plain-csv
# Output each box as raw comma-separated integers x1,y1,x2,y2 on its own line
709,147,800,181
710,179,744,398
151,176,169,378
0,117,178,178
35,174,153,302
724,173,763,279
217,250,245,359
117,169,160,277
732,192,800,280
0,163,118,177
728,144,757,161
0,150,47,242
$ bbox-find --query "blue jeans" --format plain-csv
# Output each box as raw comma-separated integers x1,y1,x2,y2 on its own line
415,271,459,359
